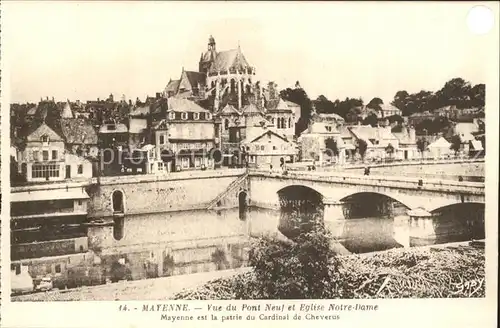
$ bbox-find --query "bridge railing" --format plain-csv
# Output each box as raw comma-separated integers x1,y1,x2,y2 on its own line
248,169,485,195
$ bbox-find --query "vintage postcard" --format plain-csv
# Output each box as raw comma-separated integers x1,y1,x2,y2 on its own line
0,1,498,327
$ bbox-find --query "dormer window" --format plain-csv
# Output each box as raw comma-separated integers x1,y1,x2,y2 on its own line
193,113,200,120
181,112,188,120
168,112,175,120
206,113,212,120
41,135,49,146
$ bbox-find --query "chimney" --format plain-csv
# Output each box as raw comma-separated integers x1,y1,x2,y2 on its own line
156,92,161,99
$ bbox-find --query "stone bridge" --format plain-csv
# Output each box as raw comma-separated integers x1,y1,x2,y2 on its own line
247,169,485,213
246,169,485,247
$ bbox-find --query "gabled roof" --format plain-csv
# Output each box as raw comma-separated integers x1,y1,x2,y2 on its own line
178,70,206,92
165,80,180,93
306,122,340,134
60,118,98,145
427,137,450,149
26,122,64,142
267,97,294,113
167,97,210,113
210,48,251,73
242,127,289,144
348,125,397,142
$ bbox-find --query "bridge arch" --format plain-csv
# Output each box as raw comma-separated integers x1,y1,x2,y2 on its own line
429,202,485,243
276,185,325,239
339,192,411,219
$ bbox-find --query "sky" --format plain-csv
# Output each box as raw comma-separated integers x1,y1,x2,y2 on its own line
2,1,498,104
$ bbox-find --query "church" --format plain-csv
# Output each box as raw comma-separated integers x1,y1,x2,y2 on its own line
162,36,300,166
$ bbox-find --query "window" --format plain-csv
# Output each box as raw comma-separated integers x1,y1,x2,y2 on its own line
224,119,229,131
55,264,61,273
33,150,40,161
32,164,60,178
326,126,332,132
168,112,175,120
206,113,212,120
159,135,165,145
193,113,200,120
42,150,49,161
195,157,201,168
182,157,189,168
273,146,277,150
158,162,164,171
260,145,265,151
255,145,259,151
181,112,188,120
288,118,291,128
52,150,57,160
41,135,49,143
77,164,83,174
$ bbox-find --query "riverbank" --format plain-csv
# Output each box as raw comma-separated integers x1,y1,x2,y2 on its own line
12,242,484,301
172,242,485,300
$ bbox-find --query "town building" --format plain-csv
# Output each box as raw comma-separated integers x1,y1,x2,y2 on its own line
242,125,297,168
152,97,215,172
128,104,151,150
426,137,452,158
298,121,347,164
392,126,418,160
348,125,401,160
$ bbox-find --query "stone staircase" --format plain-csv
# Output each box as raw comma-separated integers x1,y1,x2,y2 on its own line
207,172,248,210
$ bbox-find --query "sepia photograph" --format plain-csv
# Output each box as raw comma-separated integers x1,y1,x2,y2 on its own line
0,1,498,327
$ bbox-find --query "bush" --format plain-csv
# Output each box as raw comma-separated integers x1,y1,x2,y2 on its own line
234,219,341,299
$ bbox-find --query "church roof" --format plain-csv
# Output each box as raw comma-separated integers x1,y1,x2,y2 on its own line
242,103,264,116
209,48,251,73
217,103,241,116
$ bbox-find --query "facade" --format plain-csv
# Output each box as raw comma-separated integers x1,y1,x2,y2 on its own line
153,97,215,172
128,105,151,150
242,127,297,168
392,126,418,160
299,121,346,164
348,125,400,160
17,123,66,182
426,137,452,158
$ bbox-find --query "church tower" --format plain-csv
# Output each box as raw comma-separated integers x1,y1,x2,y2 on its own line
199,35,217,74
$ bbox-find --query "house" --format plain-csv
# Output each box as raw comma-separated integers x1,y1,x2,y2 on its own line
16,122,66,182
392,126,418,160
98,122,128,149
298,121,346,164
242,126,297,168
16,122,94,182
348,125,400,160
376,103,402,118
427,137,452,159
153,97,215,172
128,104,151,150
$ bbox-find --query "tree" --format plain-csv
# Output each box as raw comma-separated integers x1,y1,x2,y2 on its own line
366,97,384,110
391,90,409,115
469,83,485,108
416,138,429,157
362,113,378,127
450,135,462,155
356,139,368,160
385,143,395,159
324,137,339,158
280,84,313,136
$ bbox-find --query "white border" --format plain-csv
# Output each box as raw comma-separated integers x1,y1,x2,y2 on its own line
1,2,498,328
